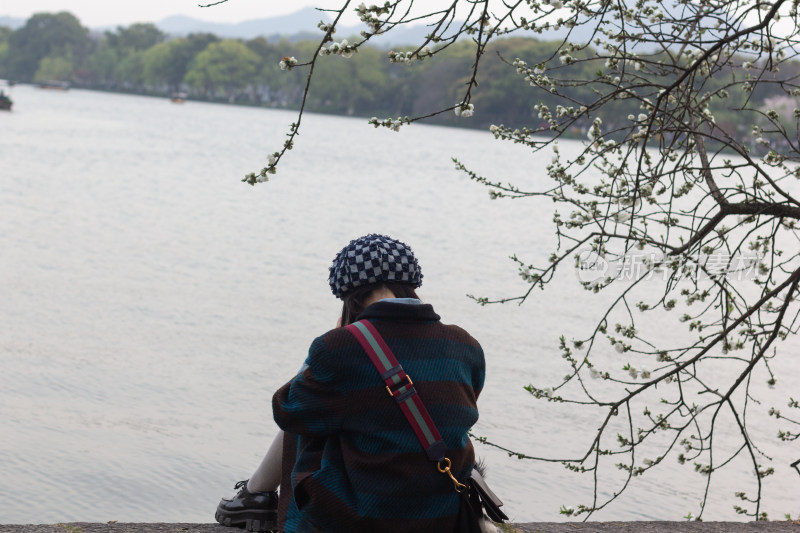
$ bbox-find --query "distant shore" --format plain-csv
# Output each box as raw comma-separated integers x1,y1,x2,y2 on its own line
1,522,798,533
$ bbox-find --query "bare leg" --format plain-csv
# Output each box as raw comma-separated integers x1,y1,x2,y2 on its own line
246,430,284,493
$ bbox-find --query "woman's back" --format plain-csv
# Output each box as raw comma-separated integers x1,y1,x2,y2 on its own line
273,300,485,533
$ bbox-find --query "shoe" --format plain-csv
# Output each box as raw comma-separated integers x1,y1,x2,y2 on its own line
215,479,279,533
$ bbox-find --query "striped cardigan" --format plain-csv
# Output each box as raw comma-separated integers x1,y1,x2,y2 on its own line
272,300,485,533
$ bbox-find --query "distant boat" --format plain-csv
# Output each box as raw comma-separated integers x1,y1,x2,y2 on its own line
37,80,70,90
0,91,11,111
170,92,187,103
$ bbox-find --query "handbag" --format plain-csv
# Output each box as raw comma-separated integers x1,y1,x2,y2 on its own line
469,468,507,523
345,319,509,528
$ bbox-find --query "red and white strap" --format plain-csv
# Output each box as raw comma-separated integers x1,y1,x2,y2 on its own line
345,319,448,463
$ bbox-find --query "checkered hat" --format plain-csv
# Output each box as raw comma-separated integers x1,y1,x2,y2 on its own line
329,234,422,298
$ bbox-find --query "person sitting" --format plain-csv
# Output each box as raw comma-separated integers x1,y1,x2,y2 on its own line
216,234,485,532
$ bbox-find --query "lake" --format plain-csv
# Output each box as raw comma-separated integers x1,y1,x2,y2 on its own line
1,85,798,523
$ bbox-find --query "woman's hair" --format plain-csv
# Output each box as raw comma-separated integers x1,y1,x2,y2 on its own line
339,282,419,326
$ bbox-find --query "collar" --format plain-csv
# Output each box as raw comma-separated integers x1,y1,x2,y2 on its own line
356,300,440,322
378,297,422,305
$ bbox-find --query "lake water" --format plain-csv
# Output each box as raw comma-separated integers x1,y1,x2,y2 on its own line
1,86,798,524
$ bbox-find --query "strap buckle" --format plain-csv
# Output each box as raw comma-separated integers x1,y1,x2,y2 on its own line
437,457,467,493
386,374,413,398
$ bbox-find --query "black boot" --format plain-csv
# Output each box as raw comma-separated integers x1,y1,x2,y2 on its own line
215,479,279,533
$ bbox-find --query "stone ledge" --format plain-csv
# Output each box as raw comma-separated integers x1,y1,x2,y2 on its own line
1,522,798,533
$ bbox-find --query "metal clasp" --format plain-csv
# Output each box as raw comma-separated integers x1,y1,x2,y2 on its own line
437,457,467,493
386,374,413,397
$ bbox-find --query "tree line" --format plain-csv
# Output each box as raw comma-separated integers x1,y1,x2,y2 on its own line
0,11,797,140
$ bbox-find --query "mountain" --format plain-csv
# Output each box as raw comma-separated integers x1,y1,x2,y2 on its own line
1,8,594,48
156,7,331,39
150,9,596,48
154,9,424,46
149,8,460,47
0,16,25,29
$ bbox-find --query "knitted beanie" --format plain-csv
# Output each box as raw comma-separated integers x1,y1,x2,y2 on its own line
328,234,423,298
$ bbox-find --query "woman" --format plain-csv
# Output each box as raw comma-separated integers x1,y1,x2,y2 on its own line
216,234,485,533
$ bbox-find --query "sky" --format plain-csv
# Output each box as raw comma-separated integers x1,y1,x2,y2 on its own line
0,0,373,27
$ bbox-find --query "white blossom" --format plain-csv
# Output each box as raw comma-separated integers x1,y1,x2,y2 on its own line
279,56,298,70
322,40,357,58
614,211,631,223
455,103,474,118
587,117,602,141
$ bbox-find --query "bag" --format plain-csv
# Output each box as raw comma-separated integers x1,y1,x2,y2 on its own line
456,487,484,533
457,473,507,533
468,468,508,523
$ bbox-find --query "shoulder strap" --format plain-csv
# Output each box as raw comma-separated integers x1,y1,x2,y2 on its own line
345,320,448,462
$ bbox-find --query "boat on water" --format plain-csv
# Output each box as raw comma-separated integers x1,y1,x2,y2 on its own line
170,92,188,103
37,80,70,90
0,90,12,111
